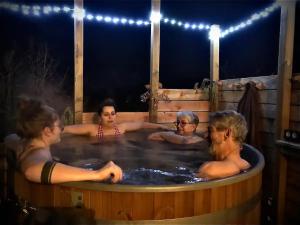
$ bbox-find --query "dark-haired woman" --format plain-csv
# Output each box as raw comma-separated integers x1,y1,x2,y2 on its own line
5,97,123,184
63,98,169,139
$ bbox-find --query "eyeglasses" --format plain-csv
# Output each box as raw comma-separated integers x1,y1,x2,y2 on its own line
174,120,194,127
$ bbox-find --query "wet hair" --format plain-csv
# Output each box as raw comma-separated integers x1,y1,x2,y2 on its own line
97,98,117,115
16,96,59,139
209,110,248,144
176,111,199,126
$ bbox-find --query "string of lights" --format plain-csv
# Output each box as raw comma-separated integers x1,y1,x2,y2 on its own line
0,1,280,39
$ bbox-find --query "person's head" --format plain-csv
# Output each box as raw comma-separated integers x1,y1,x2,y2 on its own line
175,111,199,135
97,98,117,127
16,96,63,144
208,110,248,156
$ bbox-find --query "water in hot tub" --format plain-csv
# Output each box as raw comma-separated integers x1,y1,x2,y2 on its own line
51,129,213,185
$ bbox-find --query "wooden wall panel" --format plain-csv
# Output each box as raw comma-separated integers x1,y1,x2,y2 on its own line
156,111,209,123
158,89,209,100
219,75,278,91
157,100,209,112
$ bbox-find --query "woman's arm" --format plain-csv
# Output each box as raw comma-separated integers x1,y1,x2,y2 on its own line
149,132,203,144
21,151,123,183
121,122,170,132
148,131,186,144
63,124,96,136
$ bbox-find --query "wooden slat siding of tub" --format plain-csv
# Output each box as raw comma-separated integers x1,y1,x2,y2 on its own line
13,171,262,223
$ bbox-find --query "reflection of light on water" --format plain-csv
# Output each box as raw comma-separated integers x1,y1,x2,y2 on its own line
121,167,205,185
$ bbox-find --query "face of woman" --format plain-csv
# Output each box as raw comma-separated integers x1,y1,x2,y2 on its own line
176,116,196,135
100,106,116,127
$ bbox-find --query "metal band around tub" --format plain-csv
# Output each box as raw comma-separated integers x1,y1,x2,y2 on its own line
95,191,261,224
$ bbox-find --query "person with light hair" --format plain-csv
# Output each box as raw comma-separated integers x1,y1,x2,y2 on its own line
148,111,204,144
197,110,250,180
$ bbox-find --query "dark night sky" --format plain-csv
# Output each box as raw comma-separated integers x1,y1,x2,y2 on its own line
0,0,299,111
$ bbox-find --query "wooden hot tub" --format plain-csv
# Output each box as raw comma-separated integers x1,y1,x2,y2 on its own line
12,132,264,224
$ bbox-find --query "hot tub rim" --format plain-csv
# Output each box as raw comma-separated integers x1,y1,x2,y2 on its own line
59,144,264,192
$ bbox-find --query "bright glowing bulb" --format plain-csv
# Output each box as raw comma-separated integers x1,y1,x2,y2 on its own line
191,24,196,29
163,18,169,23
246,20,252,25
251,13,260,20
177,21,182,26
121,18,127,24
113,17,119,23
170,19,176,25
209,25,221,41
136,20,143,25
128,19,134,24
73,7,85,20
63,6,71,13
96,15,103,21
198,24,204,29
53,6,61,13
104,16,112,22
150,11,161,23
43,6,52,14
184,23,190,29
86,14,94,20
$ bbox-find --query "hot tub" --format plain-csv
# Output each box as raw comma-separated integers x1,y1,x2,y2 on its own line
13,130,264,224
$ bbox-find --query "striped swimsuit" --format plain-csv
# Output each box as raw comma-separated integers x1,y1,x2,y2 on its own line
97,124,121,139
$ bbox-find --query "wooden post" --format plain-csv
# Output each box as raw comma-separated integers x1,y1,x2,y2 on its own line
209,25,220,112
149,0,160,123
275,0,296,139
276,1,296,224
74,0,84,124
